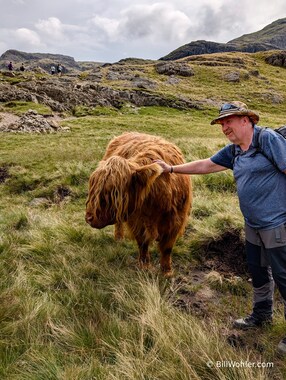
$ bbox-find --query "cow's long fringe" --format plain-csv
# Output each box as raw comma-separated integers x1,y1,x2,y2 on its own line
87,156,136,223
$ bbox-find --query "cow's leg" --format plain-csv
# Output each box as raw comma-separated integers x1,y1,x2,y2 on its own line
139,242,151,269
114,223,124,240
158,235,177,277
135,235,151,269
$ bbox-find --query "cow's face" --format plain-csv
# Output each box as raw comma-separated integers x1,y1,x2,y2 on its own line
85,157,132,229
85,177,117,229
85,156,163,229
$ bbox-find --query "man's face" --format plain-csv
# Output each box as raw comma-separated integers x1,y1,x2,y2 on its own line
218,115,248,144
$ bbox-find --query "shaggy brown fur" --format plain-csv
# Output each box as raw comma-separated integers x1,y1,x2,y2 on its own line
86,132,192,275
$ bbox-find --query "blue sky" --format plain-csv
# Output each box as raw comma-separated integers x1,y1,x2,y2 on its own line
0,0,285,62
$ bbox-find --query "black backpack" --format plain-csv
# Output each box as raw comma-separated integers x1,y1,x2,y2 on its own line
232,125,286,170
263,125,286,139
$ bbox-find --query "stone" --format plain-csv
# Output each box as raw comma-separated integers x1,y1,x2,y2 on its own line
155,62,194,77
1,111,70,133
224,72,240,82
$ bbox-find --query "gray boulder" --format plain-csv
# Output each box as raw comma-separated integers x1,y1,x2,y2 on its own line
155,62,194,77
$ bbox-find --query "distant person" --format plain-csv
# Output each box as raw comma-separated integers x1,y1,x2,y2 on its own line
20,63,25,72
155,101,286,354
56,64,63,76
7,61,13,71
50,65,56,75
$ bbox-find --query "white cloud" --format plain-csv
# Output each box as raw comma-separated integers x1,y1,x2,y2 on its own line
0,0,285,61
89,2,191,45
119,3,191,42
35,17,64,38
14,28,42,47
90,16,120,41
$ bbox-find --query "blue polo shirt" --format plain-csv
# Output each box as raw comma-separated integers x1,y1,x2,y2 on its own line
210,125,286,230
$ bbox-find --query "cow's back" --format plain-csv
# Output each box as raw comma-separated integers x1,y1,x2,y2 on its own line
103,132,186,165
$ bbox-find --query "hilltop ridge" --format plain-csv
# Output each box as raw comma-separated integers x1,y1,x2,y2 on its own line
160,18,286,60
0,50,82,72
229,17,286,47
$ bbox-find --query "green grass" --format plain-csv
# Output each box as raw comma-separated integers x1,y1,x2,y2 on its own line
1,51,286,379
0,101,52,115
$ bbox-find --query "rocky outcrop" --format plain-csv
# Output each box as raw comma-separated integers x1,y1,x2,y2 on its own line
184,55,247,68
223,72,241,83
0,82,36,103
155,61,194,76
0,73,202,112
222,70,250,83
0,110,70,133
265,51,286,67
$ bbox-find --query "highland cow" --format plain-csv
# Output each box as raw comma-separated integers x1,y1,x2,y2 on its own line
85,132,192,276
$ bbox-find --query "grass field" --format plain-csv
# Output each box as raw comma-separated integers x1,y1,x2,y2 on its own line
1,51,286,379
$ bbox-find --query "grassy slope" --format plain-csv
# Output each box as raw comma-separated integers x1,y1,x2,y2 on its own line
229,18,286,45
0,52,286,379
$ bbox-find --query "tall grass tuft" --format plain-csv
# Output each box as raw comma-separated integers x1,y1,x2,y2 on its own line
104,276,270,380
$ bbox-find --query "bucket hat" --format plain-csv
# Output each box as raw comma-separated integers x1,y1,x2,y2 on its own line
211,101,259,125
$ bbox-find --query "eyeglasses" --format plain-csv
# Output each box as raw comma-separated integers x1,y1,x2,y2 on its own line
220,103,240,112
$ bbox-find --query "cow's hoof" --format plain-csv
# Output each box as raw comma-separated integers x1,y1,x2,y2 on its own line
138,262,153,271
162,270,174,278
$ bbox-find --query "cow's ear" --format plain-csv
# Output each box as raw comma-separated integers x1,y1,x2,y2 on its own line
133,163,163,188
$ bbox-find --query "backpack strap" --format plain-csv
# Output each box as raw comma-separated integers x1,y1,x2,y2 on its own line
231,127,281,171
252,126,263,149
251,127,280,170
230,144,238,166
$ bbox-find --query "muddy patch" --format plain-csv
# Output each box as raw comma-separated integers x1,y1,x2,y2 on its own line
169,270,220,317
198,229,247,277
0,166,10,183
170,229,249,317
53,185,72,203
29,186,72,208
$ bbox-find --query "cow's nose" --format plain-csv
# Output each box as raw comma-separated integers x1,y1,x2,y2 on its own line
85,214,93,224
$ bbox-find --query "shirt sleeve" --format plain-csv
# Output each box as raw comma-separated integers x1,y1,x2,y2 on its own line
260,129,286,172
210,144,234,170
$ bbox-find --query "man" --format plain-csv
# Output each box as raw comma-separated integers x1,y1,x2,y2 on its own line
155,101,286,353
56,64,63,76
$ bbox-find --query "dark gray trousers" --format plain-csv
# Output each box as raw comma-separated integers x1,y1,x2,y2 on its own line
245,223,286,320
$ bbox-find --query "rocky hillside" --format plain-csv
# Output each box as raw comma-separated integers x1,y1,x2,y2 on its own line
0,49,285,126
161,18,286,60
0,49,82,73
0,58,203,114
229,17,286,47
160,40,276,61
